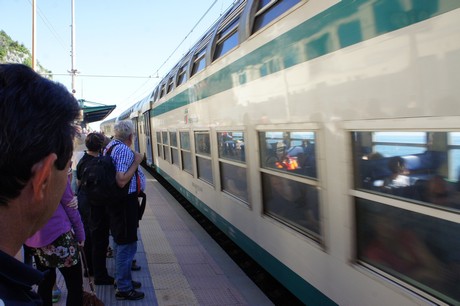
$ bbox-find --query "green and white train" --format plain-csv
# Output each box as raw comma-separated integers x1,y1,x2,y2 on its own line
101,0,460,304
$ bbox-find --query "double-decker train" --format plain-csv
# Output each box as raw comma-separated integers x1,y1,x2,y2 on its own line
101,0,460,304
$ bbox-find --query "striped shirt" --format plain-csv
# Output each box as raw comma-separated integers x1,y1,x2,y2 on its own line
105,139,146,194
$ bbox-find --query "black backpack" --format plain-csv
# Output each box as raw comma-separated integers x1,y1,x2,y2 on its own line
80,143,128,205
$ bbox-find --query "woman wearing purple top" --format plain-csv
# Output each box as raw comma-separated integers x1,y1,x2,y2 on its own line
25,176,85,306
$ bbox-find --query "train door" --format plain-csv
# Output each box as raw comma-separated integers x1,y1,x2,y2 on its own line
143,111,154,166
132,117,140,152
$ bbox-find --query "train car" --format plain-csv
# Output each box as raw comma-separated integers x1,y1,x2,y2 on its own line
100,117,116,137
101,0,460,305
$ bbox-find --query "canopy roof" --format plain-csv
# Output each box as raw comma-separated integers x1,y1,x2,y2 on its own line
79,99,116,123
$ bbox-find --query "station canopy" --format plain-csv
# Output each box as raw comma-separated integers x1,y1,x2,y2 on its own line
79,99,116,123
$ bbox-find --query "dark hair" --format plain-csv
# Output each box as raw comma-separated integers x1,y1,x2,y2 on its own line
0,64,81,205
85,132,105,152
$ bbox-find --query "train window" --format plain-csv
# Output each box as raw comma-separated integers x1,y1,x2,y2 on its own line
261,173,321,238
220,163,248,203
252,0,301,34
352,131,459,211
213,17,239,61
195,132,210,156
356,199,460,304
195,131,213,185
166,76,175,93
217,131,248,203
180,131,193,174
170,131,179,167
217,132,245,162
176,65,187,87
159,83,166,99
259,131,317,179
162,131,170,162
156,131,163,159
191,47,206,77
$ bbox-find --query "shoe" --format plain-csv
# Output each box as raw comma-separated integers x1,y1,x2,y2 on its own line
52,288,61,303
115,289,145,300
94,276,114,285
114,280,142,289
131,261,141,271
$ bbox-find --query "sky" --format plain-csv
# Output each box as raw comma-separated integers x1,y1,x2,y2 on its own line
0,0,236,130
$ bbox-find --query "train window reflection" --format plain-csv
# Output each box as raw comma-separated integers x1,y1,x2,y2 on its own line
182,151,193,174
170,132,177,147
176,65,187,86
195,132,210,156
220,163,248,203
156,131,163,159
213,18,239,61
170,132,179,167
262,173,320,238
252,0,301,34
197,156,213,184
352,131,460,211
180,131,190,150
259,131,317,178
217,131,245,162
191,48,206,76
356,199,460,304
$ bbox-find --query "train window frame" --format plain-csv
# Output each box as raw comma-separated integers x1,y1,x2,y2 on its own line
176,64,187,87
217,130,249,204
169,131,179,167
351,130,460,213
346,118,460,305
256,125,322,242
194,130,214,186
161,130,170,163
212,2,245,62
166,76,175,94
179,131,193,175
159,83,166,99
156,131,163,159
191,47,207,77
251,0,302,34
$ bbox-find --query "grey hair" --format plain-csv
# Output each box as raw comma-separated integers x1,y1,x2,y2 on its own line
114,120,135,141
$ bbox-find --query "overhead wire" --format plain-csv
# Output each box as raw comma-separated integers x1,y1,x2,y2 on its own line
152,0,219,78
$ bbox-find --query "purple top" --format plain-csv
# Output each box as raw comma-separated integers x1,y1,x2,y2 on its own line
25,177,85,248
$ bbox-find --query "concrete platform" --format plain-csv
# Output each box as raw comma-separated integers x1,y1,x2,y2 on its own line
54,167,274,306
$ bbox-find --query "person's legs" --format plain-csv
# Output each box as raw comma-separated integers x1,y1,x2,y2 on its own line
59,262,83,306
91,205,112,283
35,261,55,306
113,241,137,292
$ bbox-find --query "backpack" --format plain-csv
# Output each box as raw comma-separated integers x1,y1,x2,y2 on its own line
80,143,128,205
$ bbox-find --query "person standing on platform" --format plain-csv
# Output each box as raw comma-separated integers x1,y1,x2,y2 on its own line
25,177,85,306
0,64,80,305
76,132,114,284
105,120,145,300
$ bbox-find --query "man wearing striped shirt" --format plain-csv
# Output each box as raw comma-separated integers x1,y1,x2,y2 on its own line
104,120,146,301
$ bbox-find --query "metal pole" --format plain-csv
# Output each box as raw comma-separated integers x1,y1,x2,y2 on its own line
32,0,36,70
70,0,77,95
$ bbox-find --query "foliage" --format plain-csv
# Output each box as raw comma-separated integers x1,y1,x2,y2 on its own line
0,30,52,77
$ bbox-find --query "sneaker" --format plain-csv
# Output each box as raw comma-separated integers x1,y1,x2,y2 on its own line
94,275,114,285
52,288,61,303
115,289,145,300
114,280,142,289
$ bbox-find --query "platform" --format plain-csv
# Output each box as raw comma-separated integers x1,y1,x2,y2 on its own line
54,168,273,306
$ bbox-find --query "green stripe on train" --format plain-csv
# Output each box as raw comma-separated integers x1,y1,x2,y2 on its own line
157,168,337,306
152,0,459,117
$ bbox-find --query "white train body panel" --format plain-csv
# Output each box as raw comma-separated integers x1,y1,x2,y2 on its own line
104,1,460,305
